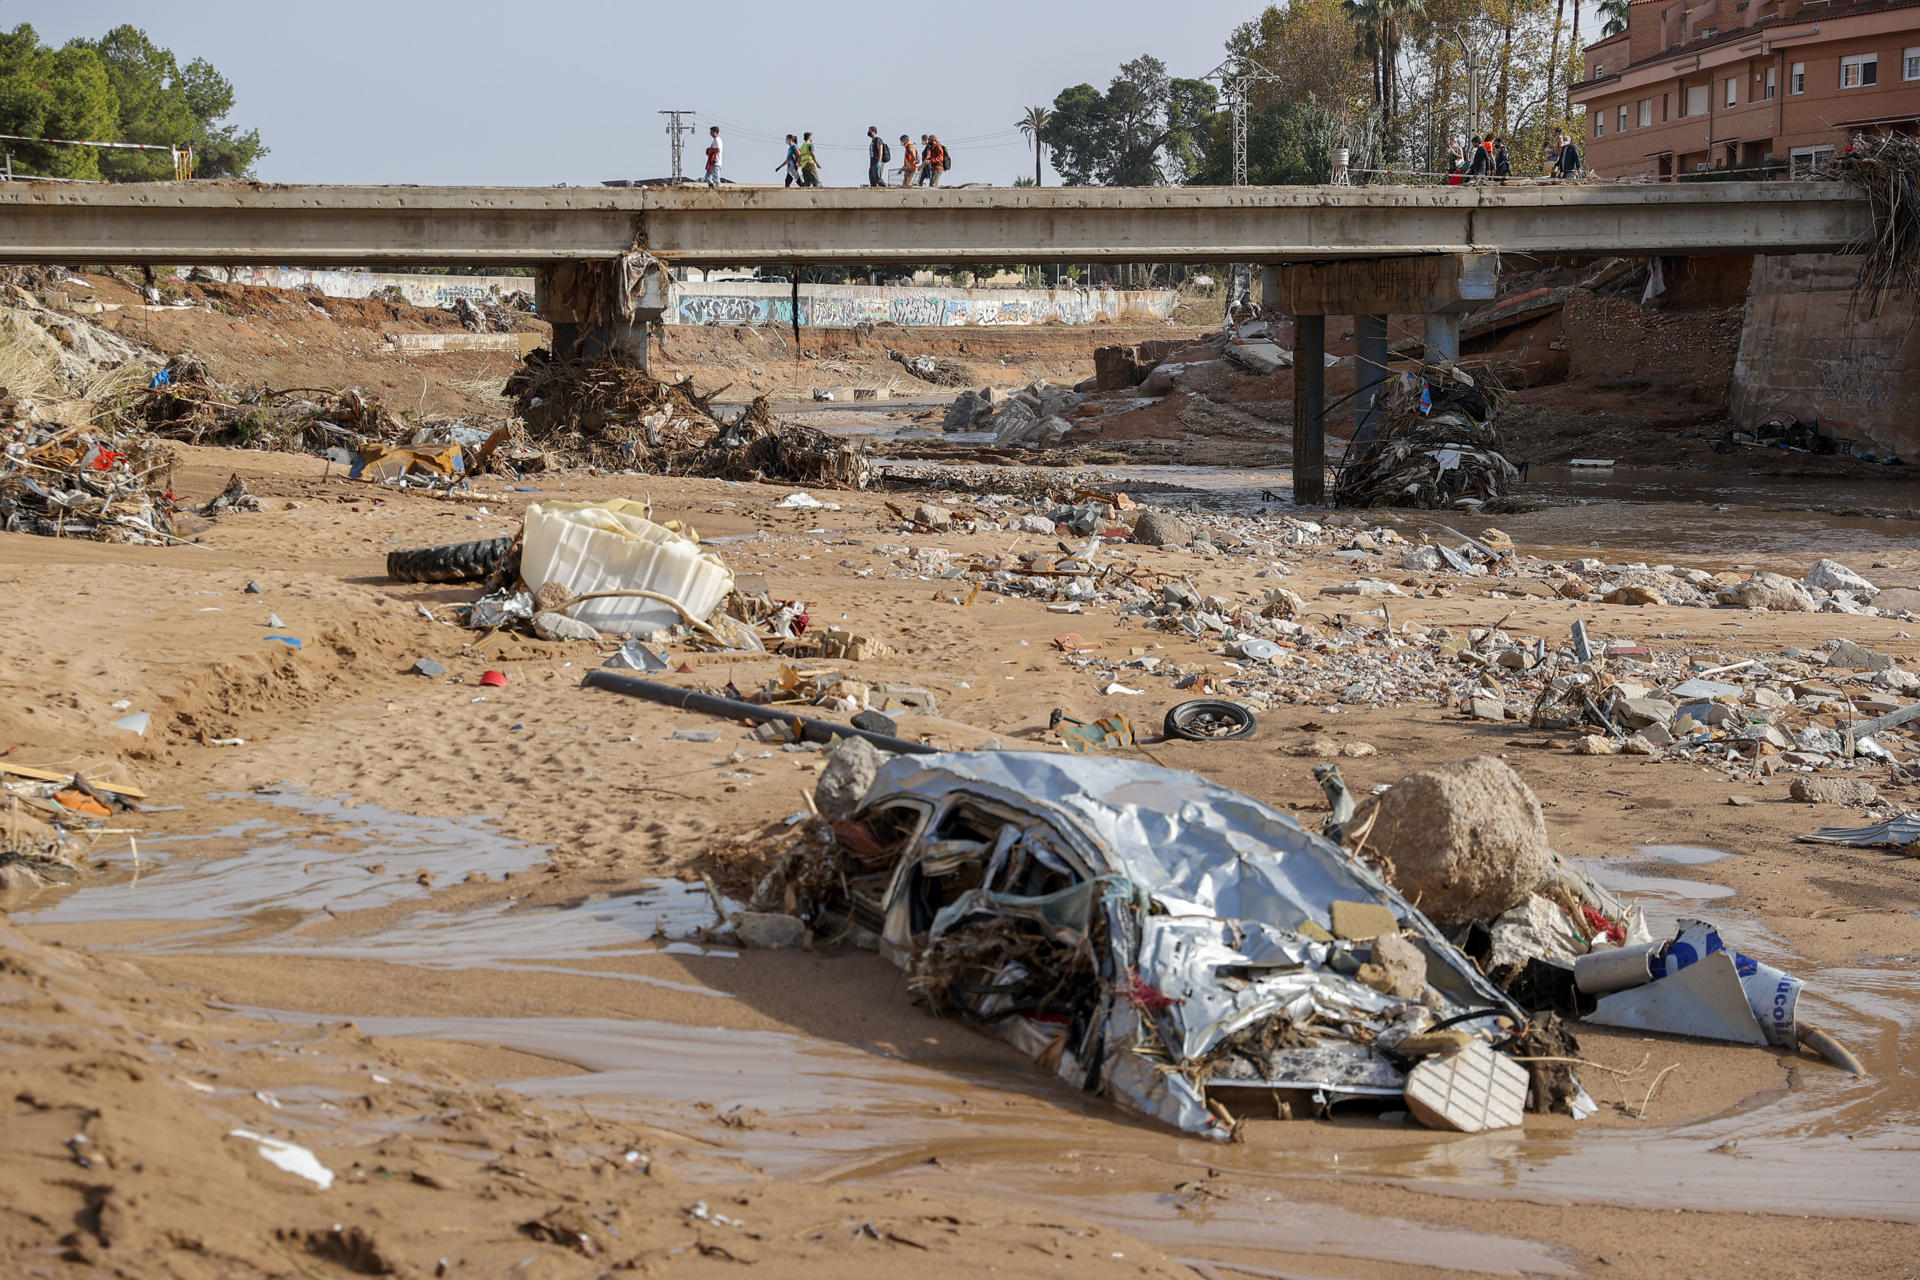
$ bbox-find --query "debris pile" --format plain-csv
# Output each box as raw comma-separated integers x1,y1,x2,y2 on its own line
1,761,145,894
888,349,973,387
941,380,1086,448
2,410,180,544
1334,364,1518,509
507,352,868,487
130,354,415,455
1828,132,1920,315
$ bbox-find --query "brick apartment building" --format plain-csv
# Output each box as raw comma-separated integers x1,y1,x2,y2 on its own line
1569,0,1920,180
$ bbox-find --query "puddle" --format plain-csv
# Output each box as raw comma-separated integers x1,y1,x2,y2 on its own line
26,791,546,933
1571,858,1736,903
1635,844,1738,865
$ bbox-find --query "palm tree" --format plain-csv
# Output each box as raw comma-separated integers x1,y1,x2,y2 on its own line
1599,0,1629,35
1017,106,1053,186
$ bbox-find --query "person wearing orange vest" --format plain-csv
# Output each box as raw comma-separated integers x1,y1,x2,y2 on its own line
898,135,918,187
924,135,948,187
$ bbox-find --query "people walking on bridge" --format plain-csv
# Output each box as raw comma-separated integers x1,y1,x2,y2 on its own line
1466,135,1491,180
898,135,918,187
777,135,801,186
1494,137,1511,182
798,132,823,186
1552,130,1582,179
923,135,948,187
916,135,934,185
867,127,891,187
704,126,723,187
1445,137,1466,185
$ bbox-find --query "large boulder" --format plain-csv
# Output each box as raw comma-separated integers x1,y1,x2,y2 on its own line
1132,511,1193,546
1804,559,1877,595
814,735,888,822
1719,572,1815,612
1351,757,1554,929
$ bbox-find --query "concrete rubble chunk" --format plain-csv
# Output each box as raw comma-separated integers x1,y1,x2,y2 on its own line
1224,341,1291,374
1719,572,1816,613
1358,930,1427,1000
732,911,807,949
1132,511,1193,546
1803,559,1877,596
1017,513,1058,534
814,736,889,822
1616,697,1677,729
912,502,953,528
1348,756,1555,929
1825,639,1895,673
532,611,600,642
1788,776,1882,807
1870,586,1920,614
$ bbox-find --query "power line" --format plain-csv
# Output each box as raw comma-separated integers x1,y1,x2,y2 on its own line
659,110,696,182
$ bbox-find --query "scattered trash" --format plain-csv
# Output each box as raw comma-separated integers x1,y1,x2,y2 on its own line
1048,710,1138,753
264,635,302,649
226,1129,334,1189
604,638,670,672
478,670,509,688
1796,814,1920,849
410,658,446,678
517,499,733,636
1403,1041,1530,1133
112,712,150,736
1163,700,1257,741
1333,364,1518,509
776,492,840,510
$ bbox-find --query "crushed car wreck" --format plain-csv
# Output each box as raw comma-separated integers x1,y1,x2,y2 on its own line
838,751,1527,1140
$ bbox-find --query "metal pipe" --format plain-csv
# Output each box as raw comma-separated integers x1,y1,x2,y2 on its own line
581,670,940,755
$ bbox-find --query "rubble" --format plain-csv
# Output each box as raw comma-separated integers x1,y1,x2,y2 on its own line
939,380,1085,449
3,394,181,544
1332,364,1519,509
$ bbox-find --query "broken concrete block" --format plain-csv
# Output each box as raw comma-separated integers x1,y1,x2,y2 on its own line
532,611,601,642
1359,931,1427,1000
1788,777,1882,807
872,684,938,715
1132,511,1192,547
732,912,807,949
1826,639,1895,673
1329,900,1398,941
1604,584,1664,606
1719,572,1815,612
1804,559,1877,595
912,503,953,529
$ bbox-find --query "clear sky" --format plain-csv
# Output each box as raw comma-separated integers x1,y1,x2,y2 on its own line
17,0,1282,186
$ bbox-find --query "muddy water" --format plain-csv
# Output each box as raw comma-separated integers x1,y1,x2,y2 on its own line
23,790,1920,1271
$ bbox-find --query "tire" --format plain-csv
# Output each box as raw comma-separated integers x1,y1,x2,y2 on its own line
385,537,513,584
1163,699,1258,742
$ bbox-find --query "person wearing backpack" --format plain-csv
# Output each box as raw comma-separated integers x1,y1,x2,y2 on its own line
867,127,891,187
898,135,918,187
925,135,948,187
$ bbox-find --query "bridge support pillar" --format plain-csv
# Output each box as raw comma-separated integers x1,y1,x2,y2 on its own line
1291,314,1326,504
1260,264,1283,317
1352,312,1389,445
536,257,670,367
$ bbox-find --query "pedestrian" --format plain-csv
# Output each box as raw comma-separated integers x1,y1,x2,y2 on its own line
798,131,823,186
1445,136,1466,185
1467,134,1490,180
924,134,948,187
703,126,722,187
867,127,890,187
1493,136,1511,182
898,134,918,187
1552,129,1581,178
917,134,934,186
776,134,800,187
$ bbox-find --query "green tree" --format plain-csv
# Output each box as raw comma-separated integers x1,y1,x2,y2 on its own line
1598,0,1628,35
1041,56,1218,187
0,29,118,179
82,25,265,178
1017,105,1052,185
1193,96,1345,186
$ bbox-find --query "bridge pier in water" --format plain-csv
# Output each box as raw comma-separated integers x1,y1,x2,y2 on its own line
1274,253,1498,504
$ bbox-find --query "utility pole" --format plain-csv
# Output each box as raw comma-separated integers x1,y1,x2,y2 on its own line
1207,57,1283,312
659,110,696,183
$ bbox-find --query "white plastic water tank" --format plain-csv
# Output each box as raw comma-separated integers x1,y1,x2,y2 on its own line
518,499,734,635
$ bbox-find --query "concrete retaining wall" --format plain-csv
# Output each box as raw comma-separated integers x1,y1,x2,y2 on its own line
195,266,533,308
1731,255,1919,459
666,282,1178,329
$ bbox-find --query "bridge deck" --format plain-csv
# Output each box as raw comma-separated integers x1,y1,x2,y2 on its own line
0,181,1869,267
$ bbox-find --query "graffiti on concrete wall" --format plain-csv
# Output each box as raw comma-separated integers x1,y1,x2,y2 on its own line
203,266,531,310
1816,350,1895,410
665,283,1176,329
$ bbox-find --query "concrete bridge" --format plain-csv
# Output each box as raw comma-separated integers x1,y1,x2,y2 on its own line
0,180,1871,501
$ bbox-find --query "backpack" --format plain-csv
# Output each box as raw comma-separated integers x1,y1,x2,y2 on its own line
881,142,891,163
938,142,952,168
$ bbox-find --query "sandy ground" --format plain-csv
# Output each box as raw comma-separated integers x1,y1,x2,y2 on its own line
3,439,1919,1279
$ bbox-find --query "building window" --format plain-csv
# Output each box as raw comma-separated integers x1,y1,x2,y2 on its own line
1840,54,1877,88
1638,98,1652,126
1619,106,1629,132
1905,47,1919,80
1595,112,1605,137
1662,93,1670,122
1685,83,1709,115
1725,77,1738,107
1791,62,1805,93
1790,144,1835,177
1764,66,1776,99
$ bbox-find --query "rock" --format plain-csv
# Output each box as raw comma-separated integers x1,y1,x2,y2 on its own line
850,709,898,736
1132,511,1193,546
1719,572,1815,612
912,503,953,529
814,736,888,821
1789,777,1882,807
1291,739,1344,758
1622,735,1659,755
1825,639,1895,673
1260,586,1306,618
871,684,938,715
732,912,807,949
1017,513,1059,535
1574,734,1618,755
1341,741,1377,758
1394,1029,1476,1058
1870,586,1920,614
532,611,600,642
1358,931,1428,1000
1615,697,1676,729
1402,547,1444,572
1872,667,1920,694
0,862,45,894
942,389,993,431
1322,578,1405,596
410,658,446,678
1804,559,1877,595
1478,528,1515,552
1468,696,1506,722
1604,584,1665,606
1350,757,1555,929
